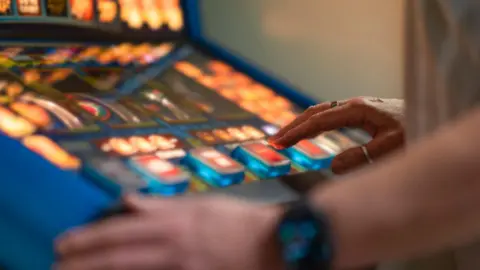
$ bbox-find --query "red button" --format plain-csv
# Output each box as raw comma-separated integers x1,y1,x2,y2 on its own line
241,142,290,166
295,140,331,158
131,155,189,184
190,148,244,174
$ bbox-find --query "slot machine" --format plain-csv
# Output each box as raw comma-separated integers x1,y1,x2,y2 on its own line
0,1,366,269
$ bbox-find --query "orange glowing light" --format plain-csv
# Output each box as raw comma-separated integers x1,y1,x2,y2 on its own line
174,62,203,79
11,102,51,128
69,0,94,21
98,0,118,22
23,135,81,170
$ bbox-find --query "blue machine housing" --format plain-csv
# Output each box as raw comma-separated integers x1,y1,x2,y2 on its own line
0,136,114,270
0,1,319,269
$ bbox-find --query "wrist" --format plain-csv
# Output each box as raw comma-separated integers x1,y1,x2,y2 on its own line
257,205,287,270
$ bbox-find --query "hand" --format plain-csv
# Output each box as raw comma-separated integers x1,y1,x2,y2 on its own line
269,97,405,174
55,195,285,270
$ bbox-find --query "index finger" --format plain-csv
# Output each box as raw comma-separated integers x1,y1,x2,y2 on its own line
273,103,380,147
269,102,332,143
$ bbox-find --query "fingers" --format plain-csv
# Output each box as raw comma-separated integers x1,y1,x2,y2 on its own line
55,244,174,270
56,215,170,256
273,103,384,148
123,195,175,212
269,102,332,143
331,129,405,174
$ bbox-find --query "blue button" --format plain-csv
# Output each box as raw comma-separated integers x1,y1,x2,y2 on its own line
184,148,245,187
128,155,190,196
283,140,334,170
232,142,291,179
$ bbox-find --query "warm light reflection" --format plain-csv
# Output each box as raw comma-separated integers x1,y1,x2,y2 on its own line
118,0,183,31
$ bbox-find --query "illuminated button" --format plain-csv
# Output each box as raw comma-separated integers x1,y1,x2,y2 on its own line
212,129,235,142
241,125,265,140
0,107,36,138
155,149,187,160
232,142,291,179
147,134,182,150
284,140,334,170
262,125,280,136
83,157,149,196
22,135,81,170
11,102,52,129
184,148,245,187
99,137,138,156
208,61,232,75
174,62,203,79
129,136,156,153
226,127,249,141
323,131,358,151
129,155,190,196
313,134,342,154
193,131,217,144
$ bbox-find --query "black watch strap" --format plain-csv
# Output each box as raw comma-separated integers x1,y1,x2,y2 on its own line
277,199,334,270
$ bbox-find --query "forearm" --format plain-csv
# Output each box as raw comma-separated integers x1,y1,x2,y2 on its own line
310,109,480,269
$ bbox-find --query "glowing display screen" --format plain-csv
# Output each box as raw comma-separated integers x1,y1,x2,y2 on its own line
0,0,184,39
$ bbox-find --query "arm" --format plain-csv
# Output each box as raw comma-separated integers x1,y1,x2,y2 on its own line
311,108,480,269
54,107,480,270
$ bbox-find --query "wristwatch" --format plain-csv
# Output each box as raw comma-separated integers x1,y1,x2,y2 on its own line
277,200,334,270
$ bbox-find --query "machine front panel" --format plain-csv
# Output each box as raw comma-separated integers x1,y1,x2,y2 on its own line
0,42,358,198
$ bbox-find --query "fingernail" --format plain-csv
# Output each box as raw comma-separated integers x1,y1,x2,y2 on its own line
271,143,284,150
267,139,284,149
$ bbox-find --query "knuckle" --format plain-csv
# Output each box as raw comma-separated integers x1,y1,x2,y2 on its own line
305,105,320,114
337,147,367,167
349,102,369,110
349,97,365,105
310,112,324,122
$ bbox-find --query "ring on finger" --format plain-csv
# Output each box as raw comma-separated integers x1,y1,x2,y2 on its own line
330,101,339,108
361,145,373,164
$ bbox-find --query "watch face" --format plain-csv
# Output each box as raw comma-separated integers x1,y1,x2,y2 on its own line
279,220,318,263
278,201,332,270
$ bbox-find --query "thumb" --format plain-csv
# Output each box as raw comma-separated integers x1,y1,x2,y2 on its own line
122,194,147,211
331,129,404,174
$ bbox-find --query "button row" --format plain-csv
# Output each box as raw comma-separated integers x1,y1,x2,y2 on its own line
192,125,266,145
84,140,336,196
95,134,183,156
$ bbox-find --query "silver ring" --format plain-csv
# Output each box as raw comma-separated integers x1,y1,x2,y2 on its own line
361,145,373,164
